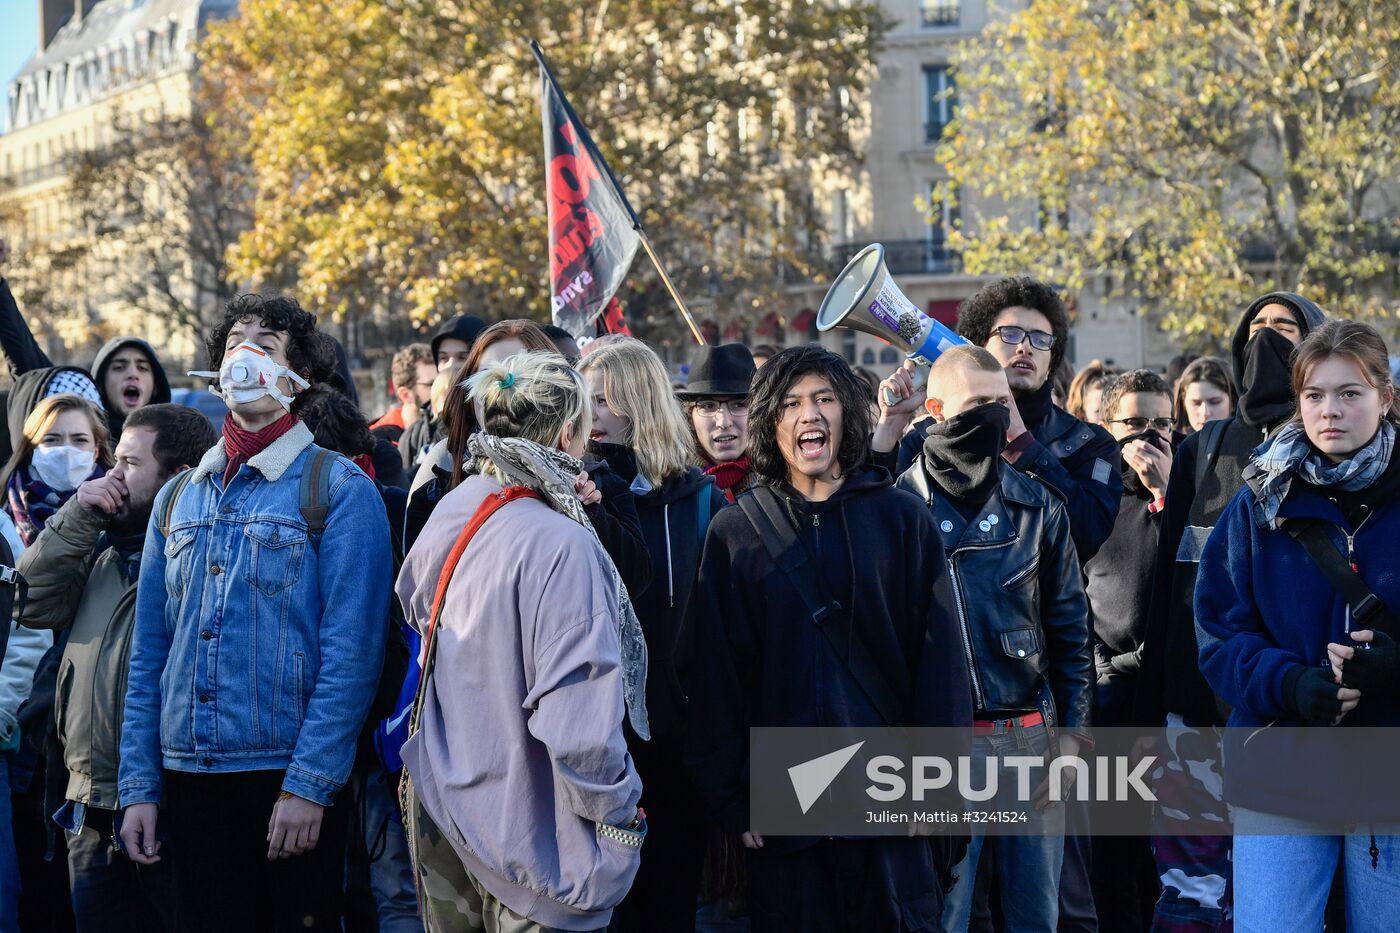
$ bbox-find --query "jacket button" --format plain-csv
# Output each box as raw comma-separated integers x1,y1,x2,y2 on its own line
210,565,222,575
939,520,953,533
1017,649,1027,658
201,630,213,640
987,514,999,526
201,757,213,767
199,693,211,703
978,520,991,532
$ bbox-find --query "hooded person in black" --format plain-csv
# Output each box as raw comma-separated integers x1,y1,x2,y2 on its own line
683,346,971,933
91,338,172,440
1131,290,1326,932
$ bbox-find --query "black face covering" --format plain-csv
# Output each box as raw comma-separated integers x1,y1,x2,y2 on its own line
1239,327,1298,429
1116,429,1172,498
922,402,1012,504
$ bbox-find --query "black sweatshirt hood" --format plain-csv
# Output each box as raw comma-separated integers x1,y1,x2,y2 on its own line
1229,292,1327,392
6,366,104,453
769,464,893,513
91,337,171,435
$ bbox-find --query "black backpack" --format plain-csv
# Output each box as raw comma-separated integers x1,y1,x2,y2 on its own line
0,533,26,672
158,450,408,733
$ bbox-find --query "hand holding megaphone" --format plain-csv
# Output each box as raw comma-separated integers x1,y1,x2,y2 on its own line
879,360,927,413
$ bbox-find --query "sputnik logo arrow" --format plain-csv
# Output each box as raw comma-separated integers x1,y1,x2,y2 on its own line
788,741,865,814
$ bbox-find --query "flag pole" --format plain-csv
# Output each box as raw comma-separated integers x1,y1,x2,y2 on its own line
636,229,706,346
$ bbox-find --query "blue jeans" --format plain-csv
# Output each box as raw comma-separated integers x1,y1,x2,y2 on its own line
1232,808,1400,933
361,765,423,933
941,722,1065,933
0,752,20,933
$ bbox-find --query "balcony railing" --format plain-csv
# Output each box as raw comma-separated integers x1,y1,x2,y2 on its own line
831,239,961,276
921,1,961,27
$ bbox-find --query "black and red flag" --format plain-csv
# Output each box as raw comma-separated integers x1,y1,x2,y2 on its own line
532,40,640,341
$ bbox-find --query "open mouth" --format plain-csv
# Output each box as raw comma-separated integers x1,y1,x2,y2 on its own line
796,429,829,461
1009,359,1036,373
590,430,607,441
711,433,739,445
122,386,143,406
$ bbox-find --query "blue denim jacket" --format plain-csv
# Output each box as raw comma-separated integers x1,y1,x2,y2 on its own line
118,422,391,807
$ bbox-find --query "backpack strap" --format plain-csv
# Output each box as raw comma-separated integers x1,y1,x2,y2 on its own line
1194,418,1229,494
157,469,196,539
299,448,335,542
738,486,906,725
1284,520,1399,635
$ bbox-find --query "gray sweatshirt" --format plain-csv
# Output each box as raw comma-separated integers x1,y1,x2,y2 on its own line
398,474,642,930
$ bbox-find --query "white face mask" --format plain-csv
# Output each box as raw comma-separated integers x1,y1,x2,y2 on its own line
189,342,309,411
30,445,97,492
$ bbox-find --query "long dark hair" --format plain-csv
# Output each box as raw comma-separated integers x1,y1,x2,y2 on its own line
748,345,873,485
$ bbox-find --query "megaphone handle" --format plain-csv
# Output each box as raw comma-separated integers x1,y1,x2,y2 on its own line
879,357,931,406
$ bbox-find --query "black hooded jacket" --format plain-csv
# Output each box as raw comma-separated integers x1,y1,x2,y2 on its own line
91,337,172,439
3,367,104,465
682,468,972,839
1134,291,1327,726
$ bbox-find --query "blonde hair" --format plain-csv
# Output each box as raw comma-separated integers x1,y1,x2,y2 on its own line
1,393,115,489
465,351,590,483
577,337,693,487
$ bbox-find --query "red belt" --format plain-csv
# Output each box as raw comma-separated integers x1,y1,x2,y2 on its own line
971,711,1044,734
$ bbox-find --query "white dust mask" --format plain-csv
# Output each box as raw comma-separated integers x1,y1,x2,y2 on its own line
30,445,97,492
189,342,309,410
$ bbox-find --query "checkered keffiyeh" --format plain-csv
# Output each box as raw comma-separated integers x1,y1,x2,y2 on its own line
44,370,104,409
1244,419,1395,528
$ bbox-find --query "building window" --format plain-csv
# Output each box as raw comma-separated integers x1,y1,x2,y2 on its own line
842,331,857,364
925,182,960,271
861,348,876,366
833,188,854,244
879,347,900,365
923,66,956,143
921,1,960,27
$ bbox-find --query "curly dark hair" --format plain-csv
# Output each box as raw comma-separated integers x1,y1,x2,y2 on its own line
205,294,338,396
292,384,378,459
955,277,1071,376
748,345,873,485
1100,369,1172,424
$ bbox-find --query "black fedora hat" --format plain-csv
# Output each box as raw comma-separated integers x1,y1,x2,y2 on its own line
676,343,757,398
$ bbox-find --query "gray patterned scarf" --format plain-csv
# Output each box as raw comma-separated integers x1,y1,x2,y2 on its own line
1244,419,1396,529
465,433,651,740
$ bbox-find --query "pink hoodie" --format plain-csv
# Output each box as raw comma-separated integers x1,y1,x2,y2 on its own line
397,474,643,930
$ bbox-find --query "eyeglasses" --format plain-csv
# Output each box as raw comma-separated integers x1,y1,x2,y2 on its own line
693,399,749,417
1107,417,1175,432
991,326,1057,351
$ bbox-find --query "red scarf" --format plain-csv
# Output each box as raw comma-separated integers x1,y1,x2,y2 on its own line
223,412,299,486
703,455,751,503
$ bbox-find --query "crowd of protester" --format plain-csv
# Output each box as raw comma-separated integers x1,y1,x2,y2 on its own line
0,250,1396,933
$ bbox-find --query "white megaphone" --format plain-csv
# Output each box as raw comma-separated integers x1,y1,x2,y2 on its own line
816,243,967,404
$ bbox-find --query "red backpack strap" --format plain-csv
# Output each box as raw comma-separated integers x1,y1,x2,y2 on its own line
408,485,540,734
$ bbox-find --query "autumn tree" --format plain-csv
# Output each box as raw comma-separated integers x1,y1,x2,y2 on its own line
936,0,1400,349
200,0,887,344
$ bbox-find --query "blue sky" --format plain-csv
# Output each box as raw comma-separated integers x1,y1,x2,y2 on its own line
0,0,41,132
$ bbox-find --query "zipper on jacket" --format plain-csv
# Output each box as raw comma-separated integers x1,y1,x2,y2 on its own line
1341,505,1375,635
947,558,985,709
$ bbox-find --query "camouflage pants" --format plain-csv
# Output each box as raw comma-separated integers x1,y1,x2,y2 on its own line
406,793,603,933
1148,714,1232,932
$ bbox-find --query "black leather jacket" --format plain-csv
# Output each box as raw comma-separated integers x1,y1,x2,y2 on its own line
897,461,1094,735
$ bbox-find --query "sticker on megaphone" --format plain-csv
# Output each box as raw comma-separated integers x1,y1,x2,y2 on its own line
814,243,967,404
